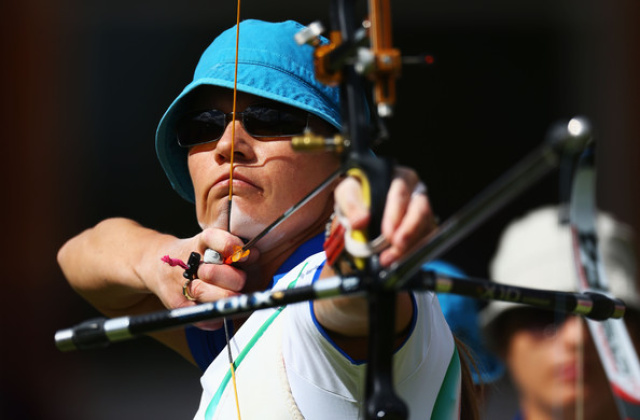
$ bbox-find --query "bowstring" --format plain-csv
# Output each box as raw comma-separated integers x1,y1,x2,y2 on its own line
225,1,242,419
576,321,584,420
228,3,240,233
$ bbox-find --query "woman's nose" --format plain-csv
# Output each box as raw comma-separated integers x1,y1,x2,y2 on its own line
214,120,253,164
557,316,586,348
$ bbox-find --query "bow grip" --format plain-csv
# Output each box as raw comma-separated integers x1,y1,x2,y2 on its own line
344,155,392,268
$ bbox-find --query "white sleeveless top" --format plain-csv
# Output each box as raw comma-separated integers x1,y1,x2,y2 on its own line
193,252,461,420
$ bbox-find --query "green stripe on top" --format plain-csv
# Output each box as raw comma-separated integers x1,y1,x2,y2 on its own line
204,262,308,420
431,346,461,419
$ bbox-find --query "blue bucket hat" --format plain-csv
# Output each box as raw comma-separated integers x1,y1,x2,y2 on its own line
424,260,505,385
155,19,341,202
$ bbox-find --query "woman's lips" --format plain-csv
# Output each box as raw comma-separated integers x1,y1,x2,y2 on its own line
555,362,579,382
212,172,260,193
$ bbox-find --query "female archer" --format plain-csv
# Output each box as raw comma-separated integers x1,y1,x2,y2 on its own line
58,20,479,419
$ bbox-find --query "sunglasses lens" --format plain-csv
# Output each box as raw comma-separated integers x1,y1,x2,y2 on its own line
243,104,308,138
176,104,310,147
177,110,226,147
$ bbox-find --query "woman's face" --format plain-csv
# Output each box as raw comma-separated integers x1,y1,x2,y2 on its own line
504,309,613,419
185,87,341,251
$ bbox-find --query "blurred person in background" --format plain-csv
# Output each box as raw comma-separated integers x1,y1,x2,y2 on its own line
480,205,640,420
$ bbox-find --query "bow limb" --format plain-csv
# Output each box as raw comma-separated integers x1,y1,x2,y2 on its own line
568,128,640,419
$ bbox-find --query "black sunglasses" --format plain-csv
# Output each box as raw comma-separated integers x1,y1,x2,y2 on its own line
176,103,311,148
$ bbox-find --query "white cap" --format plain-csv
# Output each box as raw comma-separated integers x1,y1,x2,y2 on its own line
481,205,639,330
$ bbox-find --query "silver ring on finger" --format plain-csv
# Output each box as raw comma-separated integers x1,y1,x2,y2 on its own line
411,181,427,198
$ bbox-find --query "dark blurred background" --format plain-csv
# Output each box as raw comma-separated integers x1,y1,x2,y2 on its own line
1,0,638,419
